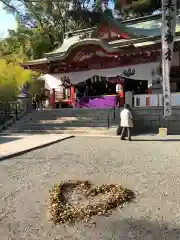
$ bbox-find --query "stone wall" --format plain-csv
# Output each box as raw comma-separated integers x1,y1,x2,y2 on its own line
131,107,180,134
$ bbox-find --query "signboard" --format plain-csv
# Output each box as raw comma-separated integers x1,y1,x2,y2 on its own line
55,87,64,102
161,0,177,116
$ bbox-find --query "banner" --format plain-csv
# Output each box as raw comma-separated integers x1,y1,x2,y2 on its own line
162,0,177,116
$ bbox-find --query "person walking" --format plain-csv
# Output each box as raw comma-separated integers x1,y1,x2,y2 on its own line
120,104,133,141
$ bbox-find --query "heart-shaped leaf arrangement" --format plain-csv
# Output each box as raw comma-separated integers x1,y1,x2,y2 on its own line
49,180,135,224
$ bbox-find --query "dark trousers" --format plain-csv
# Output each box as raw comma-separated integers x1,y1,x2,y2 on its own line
120,127,132,140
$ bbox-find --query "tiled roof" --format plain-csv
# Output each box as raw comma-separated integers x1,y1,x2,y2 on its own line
22,12,180,66
45,35,82,56
47,13,180,57
126,14,180,37
22,58,48,66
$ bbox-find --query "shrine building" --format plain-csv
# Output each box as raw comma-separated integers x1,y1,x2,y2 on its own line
22,11,180,108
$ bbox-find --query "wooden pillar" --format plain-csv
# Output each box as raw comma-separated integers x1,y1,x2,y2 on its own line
70,86,75,106
147,87,152,106
119,83,125,106
50,88,55,108
148,88,152,94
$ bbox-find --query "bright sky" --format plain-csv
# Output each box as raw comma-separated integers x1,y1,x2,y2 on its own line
0,3,17,38
0,1,114,38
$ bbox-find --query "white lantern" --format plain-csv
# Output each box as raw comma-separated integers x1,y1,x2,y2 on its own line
116,84,122,93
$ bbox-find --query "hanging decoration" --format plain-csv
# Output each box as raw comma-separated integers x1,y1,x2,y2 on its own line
123,68,135,77
101,0,108,9
114,0,133,13
116,83,122,93
161,0,177,117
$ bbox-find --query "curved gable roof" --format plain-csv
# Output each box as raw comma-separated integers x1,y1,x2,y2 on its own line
45,38,117,59
46,35,80,56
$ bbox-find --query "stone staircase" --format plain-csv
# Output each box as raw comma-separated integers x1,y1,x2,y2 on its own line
5,108,120,135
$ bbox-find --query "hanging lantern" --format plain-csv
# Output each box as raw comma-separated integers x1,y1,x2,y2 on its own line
116,83,122,93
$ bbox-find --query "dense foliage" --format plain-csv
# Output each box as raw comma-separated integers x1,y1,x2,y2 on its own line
0,58,38,101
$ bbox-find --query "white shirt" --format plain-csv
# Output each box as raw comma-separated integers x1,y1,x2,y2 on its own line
120,109,133,128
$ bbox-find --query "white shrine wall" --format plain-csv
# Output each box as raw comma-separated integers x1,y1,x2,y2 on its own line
52,62,160,85
42,52,180,90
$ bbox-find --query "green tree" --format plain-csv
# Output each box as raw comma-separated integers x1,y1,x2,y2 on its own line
0,0,95,61
0,58,37,101
122,0,161,15
1,0,86,46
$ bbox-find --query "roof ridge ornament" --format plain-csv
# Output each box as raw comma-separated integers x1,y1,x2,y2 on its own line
79,32,92,40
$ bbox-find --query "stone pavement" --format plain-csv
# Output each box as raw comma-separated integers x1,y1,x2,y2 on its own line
0,134,73,160
0,133,179,161
1,135,180,239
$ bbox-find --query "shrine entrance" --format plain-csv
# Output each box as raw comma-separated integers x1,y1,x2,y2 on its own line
74,76,148,108
124,78,148,94
75,76,117,97
74,76,125,108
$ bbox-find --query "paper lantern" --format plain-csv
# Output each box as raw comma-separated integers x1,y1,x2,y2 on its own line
116,84,122,93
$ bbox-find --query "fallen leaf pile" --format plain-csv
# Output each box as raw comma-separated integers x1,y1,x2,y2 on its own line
48,180,135,224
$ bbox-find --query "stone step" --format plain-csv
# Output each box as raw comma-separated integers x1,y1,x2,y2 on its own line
35,108,111,112
9,125,108,131
8,124,118,134
20,109,115,117
9,121,116,133
29,110,111,117
21,117,109,123
5,127,110,135
21,113,111,120
4,108,119,135
12,123,108,128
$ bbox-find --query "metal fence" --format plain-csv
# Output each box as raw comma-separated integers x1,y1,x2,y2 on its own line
0,98,30,129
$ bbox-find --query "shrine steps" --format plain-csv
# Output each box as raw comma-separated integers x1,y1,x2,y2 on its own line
4,108,119,136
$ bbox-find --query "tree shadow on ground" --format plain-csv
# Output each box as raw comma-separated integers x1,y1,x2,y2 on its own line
104,218,180,239
132,139,180,142
74,218,180,239
0,136,22,144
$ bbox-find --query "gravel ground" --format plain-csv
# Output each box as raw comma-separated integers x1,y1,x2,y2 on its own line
1,136,180,239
